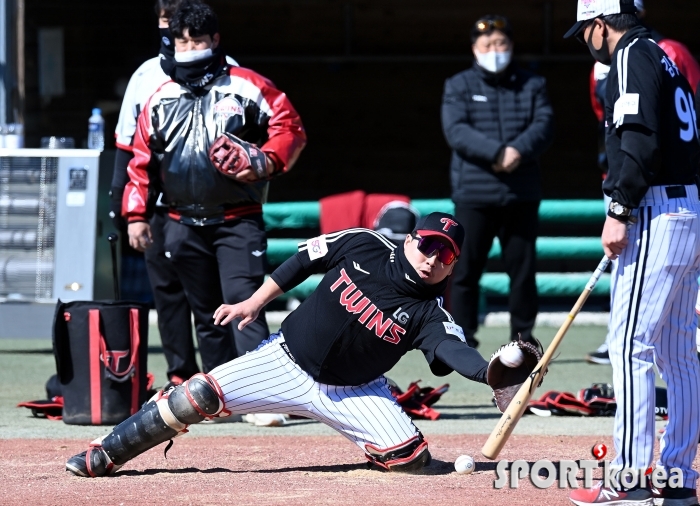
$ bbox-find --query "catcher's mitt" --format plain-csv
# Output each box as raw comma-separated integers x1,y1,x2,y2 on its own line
487,339,544,413
209,133,269,179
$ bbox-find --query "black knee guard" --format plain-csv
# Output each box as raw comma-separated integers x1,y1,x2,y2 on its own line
365,433,431,472
167,373,227,424
102,373,226,464
68,374,227,476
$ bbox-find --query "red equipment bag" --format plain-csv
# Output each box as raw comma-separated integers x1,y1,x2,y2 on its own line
52,299,150,425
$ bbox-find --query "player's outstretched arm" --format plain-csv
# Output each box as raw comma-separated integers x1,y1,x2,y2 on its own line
434,340,489,383
213,278,283,329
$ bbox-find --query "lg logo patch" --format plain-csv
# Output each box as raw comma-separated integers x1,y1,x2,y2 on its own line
392,307,409,324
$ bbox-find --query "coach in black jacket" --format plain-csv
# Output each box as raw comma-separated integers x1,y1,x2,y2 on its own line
441,15,553,348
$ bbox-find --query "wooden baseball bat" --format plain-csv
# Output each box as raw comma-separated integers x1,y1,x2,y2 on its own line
481,255,611,460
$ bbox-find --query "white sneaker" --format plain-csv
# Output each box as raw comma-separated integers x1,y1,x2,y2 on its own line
244,413,286,427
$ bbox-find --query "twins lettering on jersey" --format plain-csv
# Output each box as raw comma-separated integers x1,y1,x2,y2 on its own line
214,97,244,122
330,268,406,345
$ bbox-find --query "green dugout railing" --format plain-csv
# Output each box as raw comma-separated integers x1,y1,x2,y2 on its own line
268,236,604,266
263,199,606,230
264,199,608,300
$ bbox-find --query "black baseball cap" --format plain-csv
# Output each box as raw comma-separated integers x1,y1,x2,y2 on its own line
374,202,420,242
563,0,637,39
412,212,465,257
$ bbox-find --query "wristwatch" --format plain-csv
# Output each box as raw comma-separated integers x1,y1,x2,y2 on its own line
608,201,632,221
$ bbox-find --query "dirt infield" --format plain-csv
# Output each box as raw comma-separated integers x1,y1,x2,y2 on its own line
2,327,676,505
2,434,623,506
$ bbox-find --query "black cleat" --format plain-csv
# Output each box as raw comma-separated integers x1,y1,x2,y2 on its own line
65,447,120,477
65,451,90,477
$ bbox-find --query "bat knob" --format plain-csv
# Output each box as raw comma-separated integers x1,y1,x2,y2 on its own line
107,233,119,244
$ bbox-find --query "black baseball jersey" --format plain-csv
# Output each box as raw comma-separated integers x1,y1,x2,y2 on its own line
603,26,700,208
270,229,489,386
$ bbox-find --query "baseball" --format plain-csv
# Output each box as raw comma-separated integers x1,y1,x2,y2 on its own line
499,346,525,368
454,454,475,474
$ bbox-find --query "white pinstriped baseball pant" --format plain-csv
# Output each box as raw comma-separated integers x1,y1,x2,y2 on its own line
608,185,700,488
209,333,420,452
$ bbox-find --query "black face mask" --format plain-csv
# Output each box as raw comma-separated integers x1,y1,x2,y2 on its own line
586,24,611,65
169,45,226,92
159,28,175,76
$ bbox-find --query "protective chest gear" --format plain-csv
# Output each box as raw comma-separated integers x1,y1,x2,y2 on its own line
475,50,512,74
487,339,544,412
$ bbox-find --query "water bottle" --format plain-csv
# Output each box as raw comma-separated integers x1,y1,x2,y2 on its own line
87,108,105,151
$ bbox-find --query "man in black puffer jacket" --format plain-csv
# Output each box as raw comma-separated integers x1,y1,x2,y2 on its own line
441,15,553,349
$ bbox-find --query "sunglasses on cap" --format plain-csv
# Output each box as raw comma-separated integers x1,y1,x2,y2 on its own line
413,235,457,265
474,17,508,33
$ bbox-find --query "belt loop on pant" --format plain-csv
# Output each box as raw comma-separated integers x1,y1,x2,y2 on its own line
665,186,687,199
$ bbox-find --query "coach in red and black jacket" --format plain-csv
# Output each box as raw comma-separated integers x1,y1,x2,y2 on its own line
123,2,306,371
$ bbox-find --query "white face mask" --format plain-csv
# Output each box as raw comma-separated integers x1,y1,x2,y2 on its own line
474,50,512,73
174,48,213,63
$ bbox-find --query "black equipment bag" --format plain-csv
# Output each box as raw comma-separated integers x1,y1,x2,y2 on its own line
53,299,150,425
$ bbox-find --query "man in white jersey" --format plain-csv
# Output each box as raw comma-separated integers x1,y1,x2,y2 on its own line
565,1,700,505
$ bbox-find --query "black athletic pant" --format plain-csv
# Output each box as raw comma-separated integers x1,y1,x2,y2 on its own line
144,208,200,381
450,201,539,346
163,214,270,372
